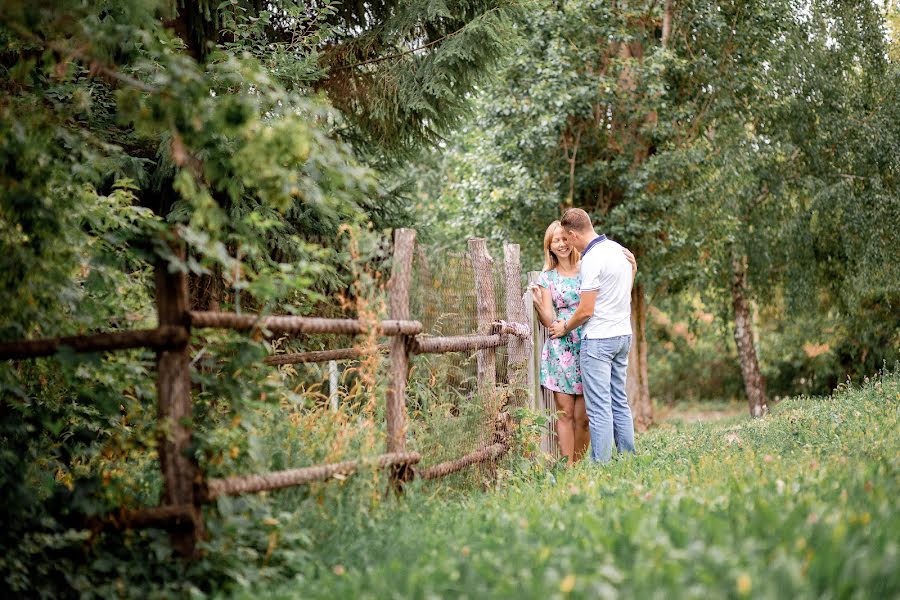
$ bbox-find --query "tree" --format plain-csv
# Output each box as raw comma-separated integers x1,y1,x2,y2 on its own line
0,0,520,592
653,0,900,414
411,0,900,418
166,0,519,159
412,0,782,426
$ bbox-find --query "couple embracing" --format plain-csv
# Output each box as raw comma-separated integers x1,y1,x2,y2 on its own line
532,208,637,464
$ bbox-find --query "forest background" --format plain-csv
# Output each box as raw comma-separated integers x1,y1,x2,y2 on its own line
1,0,898,596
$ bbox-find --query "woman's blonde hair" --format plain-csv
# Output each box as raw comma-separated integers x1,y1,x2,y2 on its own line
542,220,580,271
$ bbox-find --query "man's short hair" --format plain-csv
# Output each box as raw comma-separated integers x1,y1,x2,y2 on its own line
560,208,593,233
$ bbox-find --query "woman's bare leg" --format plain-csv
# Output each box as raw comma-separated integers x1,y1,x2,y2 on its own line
573,394,590,462
554,392,576,465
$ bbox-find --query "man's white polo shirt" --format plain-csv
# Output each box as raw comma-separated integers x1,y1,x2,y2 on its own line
579,234,633,339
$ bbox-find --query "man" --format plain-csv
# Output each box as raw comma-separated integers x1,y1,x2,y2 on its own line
549,208,636,462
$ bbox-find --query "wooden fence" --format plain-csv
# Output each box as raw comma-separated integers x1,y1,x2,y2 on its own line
0,228,534,557
527,272,563,458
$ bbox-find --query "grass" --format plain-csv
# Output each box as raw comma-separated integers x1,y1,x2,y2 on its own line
243,374,899,599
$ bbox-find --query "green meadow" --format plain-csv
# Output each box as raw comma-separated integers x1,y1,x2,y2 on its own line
253,375,899,599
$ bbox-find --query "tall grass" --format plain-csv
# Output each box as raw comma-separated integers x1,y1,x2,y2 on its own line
249,372,899,599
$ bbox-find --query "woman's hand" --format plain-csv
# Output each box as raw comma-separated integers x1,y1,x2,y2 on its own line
622,247,637,271
530,283,542,307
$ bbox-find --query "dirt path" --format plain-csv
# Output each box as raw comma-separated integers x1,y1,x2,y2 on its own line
656,405,746,425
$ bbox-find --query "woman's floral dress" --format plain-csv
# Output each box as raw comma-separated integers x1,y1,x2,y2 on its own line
537,269,583,395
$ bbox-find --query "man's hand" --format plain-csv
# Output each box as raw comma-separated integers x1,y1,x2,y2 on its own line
549,319,567,339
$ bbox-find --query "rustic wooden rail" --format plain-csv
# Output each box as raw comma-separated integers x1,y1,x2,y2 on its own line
1,229,533,558
411,333,507,354
263,344,390,365
0,326,522,363
205,452,422,499
264,330,528,363
189,311,423,336
0,326,188,360
490,319,531,338
417,443,508,480
107,504,197,531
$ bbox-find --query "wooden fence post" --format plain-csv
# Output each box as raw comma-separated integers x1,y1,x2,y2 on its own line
468,239,497,397
528,271,557,458
503,243,530,407
523,285,536,398
155,248,202,556
328,360,339,411
387,229,415,464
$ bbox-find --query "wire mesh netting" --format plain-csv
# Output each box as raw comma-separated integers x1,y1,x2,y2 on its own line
406,246,511,473
267,235,546,483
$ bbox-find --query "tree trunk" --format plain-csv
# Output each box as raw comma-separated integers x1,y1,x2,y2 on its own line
626,282,653,431
661,0,674,48
731,253,768,417
162,1,218,61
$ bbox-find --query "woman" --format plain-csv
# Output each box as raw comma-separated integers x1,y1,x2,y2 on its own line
532,221,636,464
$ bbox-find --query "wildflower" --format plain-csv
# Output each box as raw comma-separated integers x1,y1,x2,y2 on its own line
736,574,752,595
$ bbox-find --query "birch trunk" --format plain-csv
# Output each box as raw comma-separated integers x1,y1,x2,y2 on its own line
731,253,768,417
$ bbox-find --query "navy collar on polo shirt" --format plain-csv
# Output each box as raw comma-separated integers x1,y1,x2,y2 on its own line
582,234,608,256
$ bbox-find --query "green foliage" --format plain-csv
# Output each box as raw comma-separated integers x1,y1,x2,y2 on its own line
646,294,745,404
1,0,898,596
1,0,523,586
252,373,900,599
316,0,521,158
165,0,522,164
407,0,900,398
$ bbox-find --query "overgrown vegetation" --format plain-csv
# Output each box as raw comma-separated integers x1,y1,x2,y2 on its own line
0,1,519,595
1,0,898,597
252,373,900,599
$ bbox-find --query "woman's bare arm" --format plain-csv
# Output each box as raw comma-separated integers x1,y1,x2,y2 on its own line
531,285,557,328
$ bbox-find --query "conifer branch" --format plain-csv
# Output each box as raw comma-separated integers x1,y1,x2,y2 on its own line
331,27,466,71
332,8,500,72
8,21,161,94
